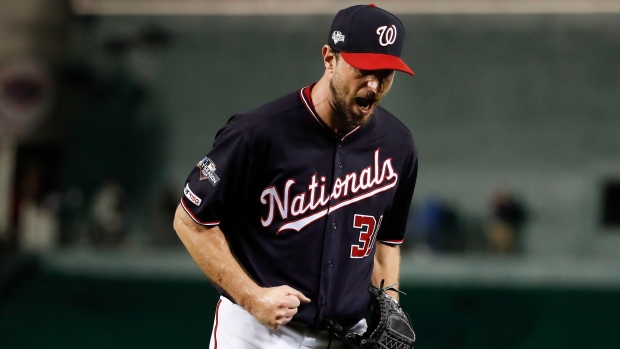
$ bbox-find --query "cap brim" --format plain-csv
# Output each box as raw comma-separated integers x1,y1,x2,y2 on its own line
341,52,414,76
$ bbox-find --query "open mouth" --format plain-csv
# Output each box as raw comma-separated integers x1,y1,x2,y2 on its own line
355,97,375,112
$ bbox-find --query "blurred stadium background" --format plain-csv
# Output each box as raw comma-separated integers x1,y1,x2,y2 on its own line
1,0,620,348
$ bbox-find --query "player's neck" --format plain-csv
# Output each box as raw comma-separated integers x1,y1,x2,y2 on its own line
311,77,355,136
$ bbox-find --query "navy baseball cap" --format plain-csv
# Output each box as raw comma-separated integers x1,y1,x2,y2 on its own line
328,4,414,75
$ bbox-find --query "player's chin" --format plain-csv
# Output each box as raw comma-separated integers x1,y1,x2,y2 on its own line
350,105,375,125
346,115,372,128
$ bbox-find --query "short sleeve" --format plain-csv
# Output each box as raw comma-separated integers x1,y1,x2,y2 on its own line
180,122,252,226
376,148,418,245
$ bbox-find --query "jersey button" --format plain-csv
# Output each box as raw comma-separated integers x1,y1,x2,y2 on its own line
333,222,337,230
338,162,343,169
328,260,333,267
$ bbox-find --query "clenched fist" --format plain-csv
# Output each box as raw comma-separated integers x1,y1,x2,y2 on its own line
244,285,311,330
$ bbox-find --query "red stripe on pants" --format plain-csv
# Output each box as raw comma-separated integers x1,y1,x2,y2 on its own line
214,299,222,349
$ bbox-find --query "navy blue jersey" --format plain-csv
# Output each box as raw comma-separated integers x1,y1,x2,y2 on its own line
181,84,418,329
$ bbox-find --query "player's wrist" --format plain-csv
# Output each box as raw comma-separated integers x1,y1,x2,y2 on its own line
232,283,263,311
386,290,400,302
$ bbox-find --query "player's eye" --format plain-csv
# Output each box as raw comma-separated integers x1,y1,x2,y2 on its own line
359,69,394,81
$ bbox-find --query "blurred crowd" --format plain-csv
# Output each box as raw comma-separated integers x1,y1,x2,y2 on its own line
404,188,528,255
1,167,528,257
1,167,181,255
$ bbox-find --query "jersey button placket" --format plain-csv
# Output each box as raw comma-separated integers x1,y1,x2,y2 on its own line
318,139,342,320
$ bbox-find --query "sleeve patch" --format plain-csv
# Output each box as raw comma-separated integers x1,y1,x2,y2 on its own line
184,184,202,206
197,157,220,187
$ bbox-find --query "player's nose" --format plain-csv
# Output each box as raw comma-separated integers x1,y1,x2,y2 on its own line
367,77,380,91
366,69,394,93
363,74,386,95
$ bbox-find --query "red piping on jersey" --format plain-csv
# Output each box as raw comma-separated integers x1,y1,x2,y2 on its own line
299,85,361,140
213,299,222,349
379,239,404,245
180,197,221,226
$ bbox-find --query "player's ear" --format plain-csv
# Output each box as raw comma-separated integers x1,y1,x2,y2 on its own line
322,45,337,73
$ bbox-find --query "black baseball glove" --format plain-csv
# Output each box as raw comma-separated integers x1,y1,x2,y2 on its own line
324,280,416,349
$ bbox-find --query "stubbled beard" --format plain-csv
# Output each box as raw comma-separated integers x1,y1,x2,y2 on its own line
328,75,376,128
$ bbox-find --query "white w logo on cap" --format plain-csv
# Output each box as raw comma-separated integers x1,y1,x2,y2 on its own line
376,25,397,46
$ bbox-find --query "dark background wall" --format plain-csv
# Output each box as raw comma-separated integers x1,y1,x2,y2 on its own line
60,13,620,257
2,268,619,349
2,7,620,349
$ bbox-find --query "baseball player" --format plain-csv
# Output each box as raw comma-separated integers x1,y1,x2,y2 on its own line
173,4,418,348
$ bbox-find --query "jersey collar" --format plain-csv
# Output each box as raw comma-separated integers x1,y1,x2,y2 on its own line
299,83,361,141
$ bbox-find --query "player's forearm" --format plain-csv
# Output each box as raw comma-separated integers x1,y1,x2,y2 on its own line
173,204,260,308
372,243,401,301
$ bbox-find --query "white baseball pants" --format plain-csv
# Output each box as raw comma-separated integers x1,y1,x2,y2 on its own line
209,296,366,349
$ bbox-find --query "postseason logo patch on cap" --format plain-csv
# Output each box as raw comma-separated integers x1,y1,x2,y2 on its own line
332,31,345,44
197,156,220,187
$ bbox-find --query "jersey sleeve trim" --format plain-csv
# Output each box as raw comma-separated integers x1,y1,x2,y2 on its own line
181,197,220,226
378,239,404,246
